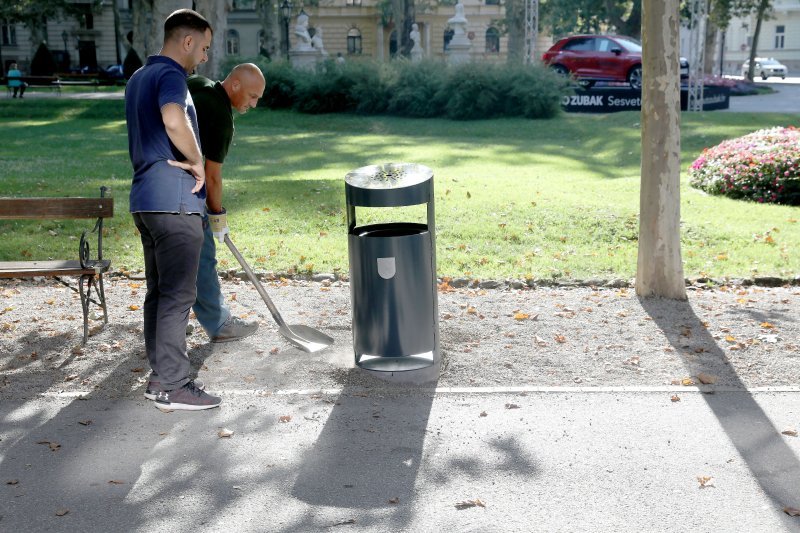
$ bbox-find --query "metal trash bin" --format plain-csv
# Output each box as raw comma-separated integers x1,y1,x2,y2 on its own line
345,163,439,372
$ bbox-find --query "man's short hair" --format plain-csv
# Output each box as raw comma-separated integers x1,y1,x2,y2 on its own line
163,9,212,43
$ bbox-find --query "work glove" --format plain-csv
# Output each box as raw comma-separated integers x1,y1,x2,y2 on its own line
208,208,229,243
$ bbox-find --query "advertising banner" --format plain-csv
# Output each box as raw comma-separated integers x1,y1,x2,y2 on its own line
561,86,730,113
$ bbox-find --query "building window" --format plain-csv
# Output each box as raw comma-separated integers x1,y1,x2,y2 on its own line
485,27,500,53
1,20,16,46
485,0,500,4
233,0,256,9
226,29,240,55
346,0,362,5
347,28,362,54
775,25,785,49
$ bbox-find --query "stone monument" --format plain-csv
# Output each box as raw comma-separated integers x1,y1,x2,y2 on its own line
410,23,424,62
446,2,471,65
311,26,329,58
290,11,321,70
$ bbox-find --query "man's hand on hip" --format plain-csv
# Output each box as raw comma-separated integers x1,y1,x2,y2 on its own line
168,159,206,193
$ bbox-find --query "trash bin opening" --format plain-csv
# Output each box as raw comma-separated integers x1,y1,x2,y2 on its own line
354,223,428,238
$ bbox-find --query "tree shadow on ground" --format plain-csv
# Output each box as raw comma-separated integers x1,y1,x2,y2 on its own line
641,295,800,525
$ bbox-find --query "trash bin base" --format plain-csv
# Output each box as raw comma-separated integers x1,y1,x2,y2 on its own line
356,351,435,372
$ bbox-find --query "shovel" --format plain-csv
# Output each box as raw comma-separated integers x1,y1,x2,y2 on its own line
224,234,334,353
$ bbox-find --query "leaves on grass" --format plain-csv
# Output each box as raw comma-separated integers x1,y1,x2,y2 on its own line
279,415,292,423
218,428,235,438
455,499,486,510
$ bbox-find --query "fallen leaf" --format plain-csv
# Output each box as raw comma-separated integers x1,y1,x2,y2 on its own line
697,373,717,385
388,497,400,504
782,429,798,437
6,479,19,485
131,367,144,373
761,322,775,329
55,508,69,516
784,506,800,517
243,375,256,383
554,334,567,343
64,374,79,382
697,476,714,489
479,411,488,417
279,415,292,423
331,519,356,526
505,403,520,410
467,306,477,315
455,499,486,510
671,395,680,402
681,378,695,386
108,480,125,485
128,305,140,311
270,347,279,355
513,312,529,321
218,428,235,438
78,420,92,426
37,440,61,451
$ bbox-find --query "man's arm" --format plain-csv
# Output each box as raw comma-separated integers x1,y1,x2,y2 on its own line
161,103,205,193
205,159,224,213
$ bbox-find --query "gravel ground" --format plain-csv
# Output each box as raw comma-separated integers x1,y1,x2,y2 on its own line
1,274,799,400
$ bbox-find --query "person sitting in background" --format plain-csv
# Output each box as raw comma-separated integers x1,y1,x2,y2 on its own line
7,63,27,98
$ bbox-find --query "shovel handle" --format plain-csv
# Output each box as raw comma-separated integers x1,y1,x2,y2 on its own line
224,235,288,328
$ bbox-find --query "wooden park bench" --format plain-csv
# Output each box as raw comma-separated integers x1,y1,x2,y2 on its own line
3,75,62,96
0,187,113,343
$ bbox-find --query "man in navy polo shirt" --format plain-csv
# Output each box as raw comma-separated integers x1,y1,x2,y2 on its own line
125,9,220,411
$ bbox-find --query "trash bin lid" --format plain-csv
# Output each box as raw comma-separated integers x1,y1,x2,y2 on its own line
345,162,433,207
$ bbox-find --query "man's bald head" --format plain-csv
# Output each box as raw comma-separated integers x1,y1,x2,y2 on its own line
222,63,266,114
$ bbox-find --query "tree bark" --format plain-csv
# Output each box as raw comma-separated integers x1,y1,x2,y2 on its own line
636,0,687,300
194,0,231,79
255,0,279,60
746,0,770,80
505,0,526,65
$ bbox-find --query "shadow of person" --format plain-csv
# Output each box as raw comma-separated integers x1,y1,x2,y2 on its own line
640,295,800,520
289,366,437,529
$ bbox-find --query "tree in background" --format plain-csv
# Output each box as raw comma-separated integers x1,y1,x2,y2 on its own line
737,0,773,80
541,0,642,39
255,0,279,60
194,0,231,79
0,0,102,50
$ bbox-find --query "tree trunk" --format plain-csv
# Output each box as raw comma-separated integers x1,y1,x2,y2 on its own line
746,0,770,81
505,0,526,65
400,0,415,57
255,0,279,60
112,0,127,64
194,0,231,79
636,0,686,300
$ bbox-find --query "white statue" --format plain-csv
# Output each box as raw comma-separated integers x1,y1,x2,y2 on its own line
293,12,313,51
311,26,328,57
410,23,423,61
448,2,468,40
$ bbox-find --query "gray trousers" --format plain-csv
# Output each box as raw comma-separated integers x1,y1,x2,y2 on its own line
132,212,203,390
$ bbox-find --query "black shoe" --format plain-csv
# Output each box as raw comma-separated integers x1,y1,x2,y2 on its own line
154,380,221,411
211,316,258,343
145,378,204,400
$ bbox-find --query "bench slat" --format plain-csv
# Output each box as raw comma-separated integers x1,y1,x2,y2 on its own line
0,198,113,219
0,259,111,278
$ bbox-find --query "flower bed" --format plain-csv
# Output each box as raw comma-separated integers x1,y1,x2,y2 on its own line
689,126,800,205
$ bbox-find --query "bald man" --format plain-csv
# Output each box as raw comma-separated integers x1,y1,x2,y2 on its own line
187,63,266,343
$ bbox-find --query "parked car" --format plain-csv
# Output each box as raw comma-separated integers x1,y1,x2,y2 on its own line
542,34,689,90
103,64,124,79
741,58,788,80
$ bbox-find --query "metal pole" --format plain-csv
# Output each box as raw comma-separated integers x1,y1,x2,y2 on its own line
523,0,539,65
719,29,725,76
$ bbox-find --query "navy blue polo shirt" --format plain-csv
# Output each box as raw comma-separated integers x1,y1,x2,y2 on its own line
125,55,206,214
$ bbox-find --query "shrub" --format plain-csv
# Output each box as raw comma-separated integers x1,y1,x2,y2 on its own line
689,127,800,205
30,43,57,76
440,63,504,120
293,60,355,114
344,60,391,115
386,59,447,117
500,64,566,119
260,60,299,109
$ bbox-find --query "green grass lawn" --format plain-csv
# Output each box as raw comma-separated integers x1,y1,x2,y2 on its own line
0,98,797,281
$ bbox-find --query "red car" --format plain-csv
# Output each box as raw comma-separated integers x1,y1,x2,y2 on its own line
542,34,645,90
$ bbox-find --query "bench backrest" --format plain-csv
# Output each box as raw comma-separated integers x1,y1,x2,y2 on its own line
0,197,113,219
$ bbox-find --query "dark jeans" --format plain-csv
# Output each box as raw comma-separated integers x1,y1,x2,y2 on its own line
12,84,26,98
132,212,203,390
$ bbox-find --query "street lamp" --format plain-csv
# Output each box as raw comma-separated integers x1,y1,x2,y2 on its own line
61,30,68,53
280,0,293,59
61,30,69,70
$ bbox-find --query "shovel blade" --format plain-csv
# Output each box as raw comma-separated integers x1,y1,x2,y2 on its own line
279,324,334,353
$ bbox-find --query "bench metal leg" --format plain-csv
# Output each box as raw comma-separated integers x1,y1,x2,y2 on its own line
79,274,91,344
55,274,108,344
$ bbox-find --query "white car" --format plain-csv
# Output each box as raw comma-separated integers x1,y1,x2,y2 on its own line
742,58,788,80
